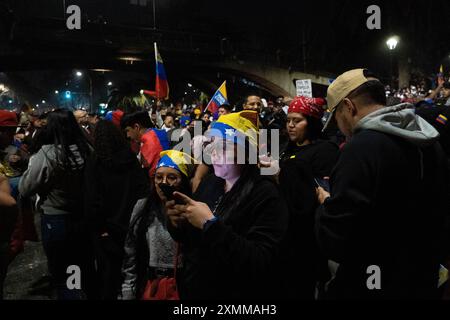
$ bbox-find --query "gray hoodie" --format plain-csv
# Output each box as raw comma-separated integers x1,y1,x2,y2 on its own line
19,144,86,215
354,103,440,147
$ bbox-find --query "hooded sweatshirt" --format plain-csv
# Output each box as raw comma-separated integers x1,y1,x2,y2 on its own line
19,144,86,216
316,103,449,299
354,104,439,147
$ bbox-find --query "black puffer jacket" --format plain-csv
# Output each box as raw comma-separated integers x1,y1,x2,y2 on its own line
168,169,289,300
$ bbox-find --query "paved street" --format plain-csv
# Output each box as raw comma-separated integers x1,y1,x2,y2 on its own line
3,215,55,300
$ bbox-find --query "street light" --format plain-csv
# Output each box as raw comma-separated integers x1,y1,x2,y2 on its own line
386,36,400,89
75,71,93,113
55,90,59,94
42,100,46,104
386,36,399,50
107,82,113,86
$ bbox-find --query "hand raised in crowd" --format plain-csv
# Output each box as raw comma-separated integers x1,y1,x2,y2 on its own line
165,199,187,228
316,187,330,205
173,192,215,230
258,154,280,175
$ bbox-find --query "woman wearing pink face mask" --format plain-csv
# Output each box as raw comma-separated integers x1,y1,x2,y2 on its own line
165,111,289,300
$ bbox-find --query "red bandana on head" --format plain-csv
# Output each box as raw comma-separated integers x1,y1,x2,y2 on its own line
288,96,326,119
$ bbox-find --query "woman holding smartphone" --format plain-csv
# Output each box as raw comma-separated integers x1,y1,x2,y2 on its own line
277,96,339,299
120,150,195,300
166,111,289,300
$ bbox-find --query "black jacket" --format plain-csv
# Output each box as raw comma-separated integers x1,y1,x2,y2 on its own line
278,140,339,299
168,172,289,300
316,129,448,299
84,147,150,244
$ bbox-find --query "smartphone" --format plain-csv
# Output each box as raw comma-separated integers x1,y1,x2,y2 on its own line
158,183,177,200
314,178,330,193
158,183,185,204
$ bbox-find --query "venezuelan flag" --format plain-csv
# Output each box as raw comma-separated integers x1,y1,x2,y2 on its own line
205,81,228,115
436,114,447,126
155,43,169,100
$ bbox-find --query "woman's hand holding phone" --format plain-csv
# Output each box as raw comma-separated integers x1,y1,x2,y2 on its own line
165,199,187,228
173,192,215,230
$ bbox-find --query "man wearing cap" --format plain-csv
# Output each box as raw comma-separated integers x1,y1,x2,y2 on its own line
316,69,448,299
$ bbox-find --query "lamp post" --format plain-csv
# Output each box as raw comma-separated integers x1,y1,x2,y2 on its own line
76,71,93,113
386,36,399,89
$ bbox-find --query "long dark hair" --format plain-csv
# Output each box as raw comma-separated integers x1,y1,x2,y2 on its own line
304,115,325,142
45,109,91,169
93,120,129,165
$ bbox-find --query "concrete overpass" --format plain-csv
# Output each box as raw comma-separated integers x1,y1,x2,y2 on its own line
0,14,335,103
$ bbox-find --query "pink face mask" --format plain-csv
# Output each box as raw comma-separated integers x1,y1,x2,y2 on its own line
210,138,242,188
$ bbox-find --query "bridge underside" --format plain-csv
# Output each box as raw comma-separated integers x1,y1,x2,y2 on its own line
1,16,332,103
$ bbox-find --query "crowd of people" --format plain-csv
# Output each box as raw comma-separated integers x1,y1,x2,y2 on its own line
0,68,450,300
386,73,450,107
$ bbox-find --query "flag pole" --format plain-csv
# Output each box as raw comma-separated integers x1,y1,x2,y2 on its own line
154,42,159,103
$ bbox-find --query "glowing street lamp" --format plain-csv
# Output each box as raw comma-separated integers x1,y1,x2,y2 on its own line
386,36,399,51
386,36,400,89
74,71,93,112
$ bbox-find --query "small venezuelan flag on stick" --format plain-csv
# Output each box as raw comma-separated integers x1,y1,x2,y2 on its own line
204,81,228,115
